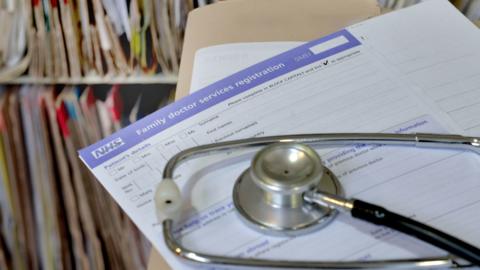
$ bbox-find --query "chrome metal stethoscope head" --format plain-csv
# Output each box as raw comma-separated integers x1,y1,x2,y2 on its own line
233,143,342,236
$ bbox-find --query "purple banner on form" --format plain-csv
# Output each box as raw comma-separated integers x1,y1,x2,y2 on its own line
79,29,361,168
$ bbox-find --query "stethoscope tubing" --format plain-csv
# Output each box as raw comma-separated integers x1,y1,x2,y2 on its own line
162,133,480,179
304,190,480,266
350,199,480,266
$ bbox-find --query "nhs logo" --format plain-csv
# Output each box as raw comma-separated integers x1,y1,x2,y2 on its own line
91,138,125,159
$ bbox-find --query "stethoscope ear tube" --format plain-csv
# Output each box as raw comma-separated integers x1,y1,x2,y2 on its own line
350,199,480,266
304,190,480,266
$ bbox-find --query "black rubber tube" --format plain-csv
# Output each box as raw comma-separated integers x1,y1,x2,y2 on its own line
351,199,480,266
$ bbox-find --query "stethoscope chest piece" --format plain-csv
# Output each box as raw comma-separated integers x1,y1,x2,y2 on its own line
233,143,343,236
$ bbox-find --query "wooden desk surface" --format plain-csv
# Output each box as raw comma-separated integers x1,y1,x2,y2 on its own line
147,250,171,270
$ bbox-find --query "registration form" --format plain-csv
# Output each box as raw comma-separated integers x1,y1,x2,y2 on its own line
80,1,480,269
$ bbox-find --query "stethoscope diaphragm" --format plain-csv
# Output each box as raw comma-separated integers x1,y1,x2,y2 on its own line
233,143,342,235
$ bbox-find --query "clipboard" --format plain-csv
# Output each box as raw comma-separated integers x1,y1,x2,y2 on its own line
149,0,380,269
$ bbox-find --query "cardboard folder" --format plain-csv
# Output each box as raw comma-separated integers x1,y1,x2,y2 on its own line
174,0,380,99
149,0,380,269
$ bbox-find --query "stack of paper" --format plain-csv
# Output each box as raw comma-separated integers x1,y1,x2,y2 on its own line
79,1,480,269
0,0,198,81
0,85,174,269
378,0,421,9
379,0,480,21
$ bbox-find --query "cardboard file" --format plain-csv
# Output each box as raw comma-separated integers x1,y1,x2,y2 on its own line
175,0,380,99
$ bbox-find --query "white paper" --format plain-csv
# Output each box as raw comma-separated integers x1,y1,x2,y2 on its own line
101,0,124,35
80,1,480,269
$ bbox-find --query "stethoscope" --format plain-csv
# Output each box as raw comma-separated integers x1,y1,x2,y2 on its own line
155,133,480,269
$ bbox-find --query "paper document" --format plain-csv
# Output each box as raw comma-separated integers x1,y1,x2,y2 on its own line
80,1,480,269
190,42,301,92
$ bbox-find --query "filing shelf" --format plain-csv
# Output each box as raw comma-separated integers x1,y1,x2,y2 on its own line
1,74,178,85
